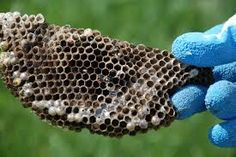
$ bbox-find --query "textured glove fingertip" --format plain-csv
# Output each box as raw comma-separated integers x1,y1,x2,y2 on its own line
171,85,207,120
172,21,236,67
204,24,223,34
205,80,236,120
213,61,236,82
209,120,236,147
172,32,204,66
172,32,228,67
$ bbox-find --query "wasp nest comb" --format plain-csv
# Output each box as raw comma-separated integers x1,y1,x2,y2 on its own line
0,12,213,137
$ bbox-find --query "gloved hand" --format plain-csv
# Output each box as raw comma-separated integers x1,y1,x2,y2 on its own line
171,14,236,147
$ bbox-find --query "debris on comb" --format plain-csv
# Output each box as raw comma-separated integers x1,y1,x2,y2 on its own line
0,12,214,137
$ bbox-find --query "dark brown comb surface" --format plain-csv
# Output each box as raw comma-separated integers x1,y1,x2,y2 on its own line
0,12,213,137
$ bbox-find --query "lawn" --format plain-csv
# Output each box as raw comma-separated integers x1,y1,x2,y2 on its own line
0,0,236,157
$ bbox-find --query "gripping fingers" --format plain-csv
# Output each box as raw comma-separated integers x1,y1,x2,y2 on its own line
209,120,236,147
171,85,207,120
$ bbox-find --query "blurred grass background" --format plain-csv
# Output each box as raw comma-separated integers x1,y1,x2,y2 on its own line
0,0,236,157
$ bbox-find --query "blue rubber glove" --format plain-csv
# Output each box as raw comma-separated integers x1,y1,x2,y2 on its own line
171,14,236,147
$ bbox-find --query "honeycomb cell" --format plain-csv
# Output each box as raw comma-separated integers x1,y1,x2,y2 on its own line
0,12,214,137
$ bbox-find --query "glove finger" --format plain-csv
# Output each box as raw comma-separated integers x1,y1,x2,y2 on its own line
204,24,223,34
213,61,236,82
205,80,236,120
170,85,207,120
209,120,236,147
172,15,236,67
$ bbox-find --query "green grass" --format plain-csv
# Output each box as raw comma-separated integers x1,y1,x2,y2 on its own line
0,0,236,156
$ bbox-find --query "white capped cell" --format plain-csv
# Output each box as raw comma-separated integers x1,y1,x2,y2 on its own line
74,113,83,122
24,88,33,97
20,72,28,80
13,71,20,77
83,28,93,36
139,120,148,129
127,122,135,131
55,107,65,116
48,107,57,116
0,41,9,51
151,116,161,126
67,113,75,122
13,78,22,86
